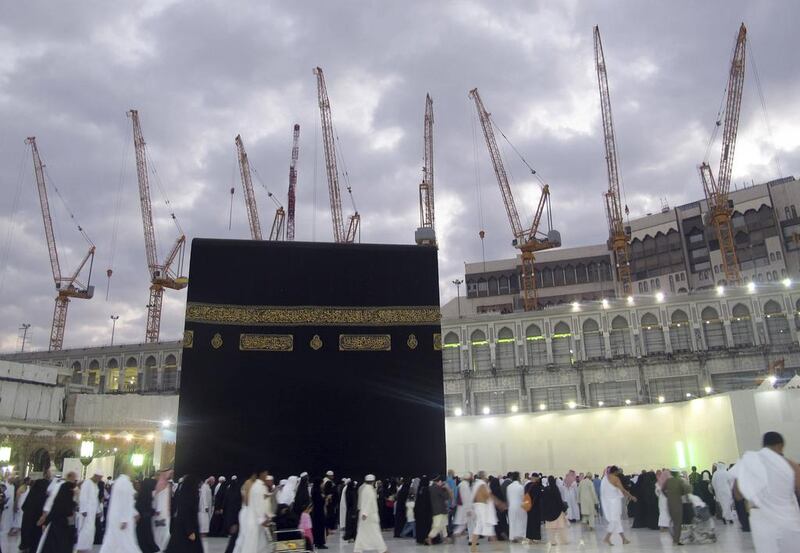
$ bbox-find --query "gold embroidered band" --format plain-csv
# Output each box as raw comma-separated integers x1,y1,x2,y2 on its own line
239,333,294,352
339,334,392,351
186,303,440,327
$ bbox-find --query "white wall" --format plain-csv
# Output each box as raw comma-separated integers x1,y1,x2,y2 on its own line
445,392,749,475
729,388,800,459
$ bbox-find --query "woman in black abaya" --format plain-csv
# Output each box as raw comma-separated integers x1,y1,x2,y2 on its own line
393,478,410,538
165,474,202,553
524,475,544,543
343,480,359,542
311,478,327,549
489,476,508,540
413,476,432,544
136,477,160,553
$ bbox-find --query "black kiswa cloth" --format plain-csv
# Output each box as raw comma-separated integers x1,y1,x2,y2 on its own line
177,239,445,480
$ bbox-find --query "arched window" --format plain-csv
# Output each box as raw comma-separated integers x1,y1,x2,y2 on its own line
641,312,665,354
770,252,776,262
87,359,100,387
123,357,138,392
795,299,800,331
477,278,488,297
551,322,572,365
582,318,605,360
488,277,498,296
669,310,691,352
163,354,178,390
470,329,490,370
525,324,547,366
565,265,576,285
764,300,792,346
553,267,565,287
442,332,461,373
71,361,83,385
541,268,553,287
702,307,726,349
786,207,791,220
609,316,632,357
773,271,779,281
792,205,798,219
731,304,755,347
106,358,120,391
498,275,510,295
495,327,516,369
576,264,587,284
144,356,158,391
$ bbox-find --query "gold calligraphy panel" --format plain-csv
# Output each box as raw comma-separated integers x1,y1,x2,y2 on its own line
239,333,294,352
338,334,392,351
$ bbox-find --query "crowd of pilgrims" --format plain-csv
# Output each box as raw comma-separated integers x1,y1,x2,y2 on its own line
0,461,759,553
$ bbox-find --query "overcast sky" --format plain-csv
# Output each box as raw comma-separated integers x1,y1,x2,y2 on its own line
1,0,798,352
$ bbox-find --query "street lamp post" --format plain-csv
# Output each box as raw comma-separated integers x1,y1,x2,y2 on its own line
79,440,94,481
19,324,31,352
452,279,463,318
110,315,119,346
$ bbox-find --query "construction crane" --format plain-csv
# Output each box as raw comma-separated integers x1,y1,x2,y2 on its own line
235,134,264,240
26,137,96,351
313,67,360,243
128,110,187,343
469,88,560,311
699,23,747,286
235,133,287,241
415,94,436,246
287,124,300,241
593,25,632,297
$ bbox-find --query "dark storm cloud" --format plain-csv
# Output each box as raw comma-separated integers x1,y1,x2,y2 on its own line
1,0,798,351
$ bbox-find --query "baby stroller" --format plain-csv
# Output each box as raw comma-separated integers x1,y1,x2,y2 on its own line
679,494,717,544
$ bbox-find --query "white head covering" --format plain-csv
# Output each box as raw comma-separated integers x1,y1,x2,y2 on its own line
218,476,226,482
326,470,334,477
365,474,376,482
106,474,136,526
277,475,299,504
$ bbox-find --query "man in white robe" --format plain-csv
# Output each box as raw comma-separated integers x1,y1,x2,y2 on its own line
354,475,387,553
711,462,735,523
238,470,271,553
505,472,526,542
0,475,16,553
469,471,497,553
76,471,103,553
452,473,474,537
199,476,214,535
99,474,141,553
735,431,800,553
153,469,173,551
339,478,350,531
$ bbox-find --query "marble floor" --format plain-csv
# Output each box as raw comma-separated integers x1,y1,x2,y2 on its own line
197,521,756,553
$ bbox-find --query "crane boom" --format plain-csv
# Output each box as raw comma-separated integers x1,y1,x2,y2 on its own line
468,88,558,310
26,136,95,351
313,67,359,243
593,25,632,296
235,134,263,240
701,23,747,285
128,109,187,343
287,124,300,241
416,94,437,246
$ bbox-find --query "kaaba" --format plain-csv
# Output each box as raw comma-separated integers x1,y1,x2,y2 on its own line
175,239,446,479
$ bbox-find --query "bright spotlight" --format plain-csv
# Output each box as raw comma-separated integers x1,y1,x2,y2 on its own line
510,404,519,413
453,407,463,417
747,281,756,293
704,386,712,394
658,396,665,404
655,292,665,302
601,298,609,309
686,392,693,398
597,401,604,407
768,375,777,385
538,403,547,411
161,419,172,428
571,301,580,311
482,406,491,415
567,401,577,410
716,285,724,296
626,295,634,305
783,278,792,288
625,399,632,405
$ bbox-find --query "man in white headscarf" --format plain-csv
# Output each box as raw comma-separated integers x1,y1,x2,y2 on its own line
339,478,350,531
237,469,271,553
354,475,387,553
711,462,734,523
76,471,103,553
453,473,474,538
277,476,298,506
735,431,800,553
199,476,214,536
505,472,526,542
99,474,142,553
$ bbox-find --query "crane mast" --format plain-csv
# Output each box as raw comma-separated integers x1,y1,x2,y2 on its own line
128,110,187,343
27,137,95,351
469,88,559,311
415,94,437,246
313,67,359,243
235,134,263,240
701,23,747,286
287,124,300,241
594,25,632,296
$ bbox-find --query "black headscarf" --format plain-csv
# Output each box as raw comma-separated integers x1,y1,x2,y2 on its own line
293,476,310,514
414,476,432,544
135,478,157,516
540,476,563,522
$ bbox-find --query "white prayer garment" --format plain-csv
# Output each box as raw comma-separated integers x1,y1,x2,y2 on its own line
153,484,171,550
354,481,386,553
76,478,100,551
655,484,671,528
339,479,349,529
0,480,15,553
471,479,497,537
736,448,800,553
505,480,526,540
99,475,142,553
453,477,475,536
199,480,213,533
711,462,734,522
600,475,624,534
236,479,270,553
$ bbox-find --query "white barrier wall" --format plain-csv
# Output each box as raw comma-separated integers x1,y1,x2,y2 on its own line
443,390,799,475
